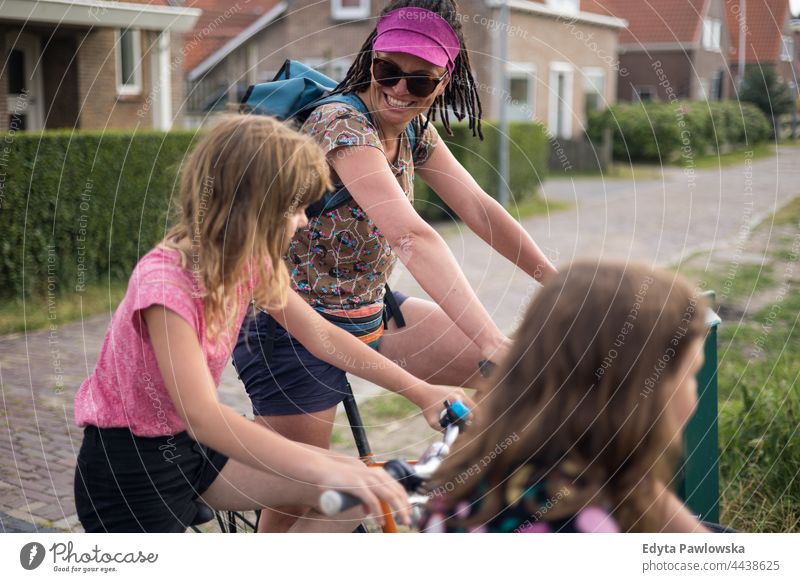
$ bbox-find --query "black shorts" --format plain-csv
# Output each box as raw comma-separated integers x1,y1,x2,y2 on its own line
74,426,228,532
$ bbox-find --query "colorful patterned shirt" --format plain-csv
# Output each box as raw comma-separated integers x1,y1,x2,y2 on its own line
287,99,439,316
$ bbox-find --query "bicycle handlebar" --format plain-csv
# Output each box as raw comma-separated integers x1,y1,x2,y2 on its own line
318,400,469,517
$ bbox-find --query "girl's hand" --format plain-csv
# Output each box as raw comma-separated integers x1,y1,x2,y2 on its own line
410,384,476,432
315,461,410,526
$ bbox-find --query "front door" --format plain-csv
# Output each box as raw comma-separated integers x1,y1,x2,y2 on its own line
5,33,45,131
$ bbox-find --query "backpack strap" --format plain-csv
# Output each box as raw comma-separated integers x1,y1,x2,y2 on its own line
303,93,420,218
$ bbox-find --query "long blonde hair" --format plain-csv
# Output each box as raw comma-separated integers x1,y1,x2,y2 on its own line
432,260,707,532
165,114,330,337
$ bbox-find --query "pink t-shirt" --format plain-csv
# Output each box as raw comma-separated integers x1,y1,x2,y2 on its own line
74,246,251,437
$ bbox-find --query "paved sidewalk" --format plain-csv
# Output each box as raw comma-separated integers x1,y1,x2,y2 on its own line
1,145,798,531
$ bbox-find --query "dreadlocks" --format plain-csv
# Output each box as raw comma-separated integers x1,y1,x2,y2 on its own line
333,0,484,140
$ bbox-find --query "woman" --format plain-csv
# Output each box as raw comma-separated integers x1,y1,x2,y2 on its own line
233,0,556,532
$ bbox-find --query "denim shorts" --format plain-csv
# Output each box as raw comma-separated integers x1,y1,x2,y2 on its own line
74,426,227,532
232,291,408,417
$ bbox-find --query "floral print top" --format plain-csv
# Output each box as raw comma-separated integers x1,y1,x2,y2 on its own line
287,99,440,310
419,464,620,533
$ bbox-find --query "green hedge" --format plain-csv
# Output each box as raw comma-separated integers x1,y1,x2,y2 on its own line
587,101,771,163
414,121,549,221
0,122,548,300
0,130,199,300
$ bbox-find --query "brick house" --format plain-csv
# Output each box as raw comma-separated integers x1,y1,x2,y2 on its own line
725,0,797,92
185,0,626,139
589,0,734,103
1,0,199,131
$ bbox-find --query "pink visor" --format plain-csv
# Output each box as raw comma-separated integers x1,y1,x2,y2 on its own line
372,7,460,75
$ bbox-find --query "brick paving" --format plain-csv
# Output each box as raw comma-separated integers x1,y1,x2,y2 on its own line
1,145,798,532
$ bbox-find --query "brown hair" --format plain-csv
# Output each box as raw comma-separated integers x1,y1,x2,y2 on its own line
164,114,330,337
431,260,707,532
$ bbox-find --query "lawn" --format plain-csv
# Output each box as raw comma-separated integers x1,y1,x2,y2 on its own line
674,195,800,532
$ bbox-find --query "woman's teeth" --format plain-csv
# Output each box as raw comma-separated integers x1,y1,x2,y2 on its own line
386,94,413,108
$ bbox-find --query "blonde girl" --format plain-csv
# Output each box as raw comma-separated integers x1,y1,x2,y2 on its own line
73,115,426,532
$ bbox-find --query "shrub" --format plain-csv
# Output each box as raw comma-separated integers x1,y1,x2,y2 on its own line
414,120,549,221
0,130,199,300
1,122,549,299
738,65,794,137
588,100,771,162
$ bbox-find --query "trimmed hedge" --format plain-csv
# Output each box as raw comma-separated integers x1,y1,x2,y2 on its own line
0,130,199,300
587,100,771,163
414,120,549,221
0,121,548,300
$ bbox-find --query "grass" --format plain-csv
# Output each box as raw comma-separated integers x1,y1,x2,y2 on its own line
690,143,774,169
679,195,800,532
0,282,128,335
507,195,571,221
356,392,420,422
546,143,775,181
675,261,776,304
546,163,665,182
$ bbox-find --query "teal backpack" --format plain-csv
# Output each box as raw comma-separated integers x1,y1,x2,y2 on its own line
241,59,418,216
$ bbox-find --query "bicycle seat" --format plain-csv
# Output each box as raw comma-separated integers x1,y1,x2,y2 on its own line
190,502,215,527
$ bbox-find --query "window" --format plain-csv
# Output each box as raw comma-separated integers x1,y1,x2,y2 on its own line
302,57,352,82
8,49,26,94
702,18,721,51
116,28,142,95
634,86,655,102
331,0,370,20
506,63,536,121
780,35,794,62
710,70,723,100
583,68,605,115
548,62,573,139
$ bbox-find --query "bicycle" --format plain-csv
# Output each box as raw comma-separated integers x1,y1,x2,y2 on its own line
191,358,485,534
319,387,471,532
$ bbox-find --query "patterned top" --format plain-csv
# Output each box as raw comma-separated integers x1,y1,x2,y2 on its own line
287,99,440,310
419,465,620,533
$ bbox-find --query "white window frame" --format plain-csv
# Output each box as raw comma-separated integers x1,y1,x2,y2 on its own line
780,35,793,62
116,28,142,95
702,18,721,51
331,0,370,21
506,62,536,121
301,57,353,82
548,62,573,139
583,66,605,112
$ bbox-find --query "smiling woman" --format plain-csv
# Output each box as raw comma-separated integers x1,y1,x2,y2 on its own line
233,0,559,533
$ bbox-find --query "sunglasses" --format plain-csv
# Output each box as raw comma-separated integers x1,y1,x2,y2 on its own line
371,56,448,99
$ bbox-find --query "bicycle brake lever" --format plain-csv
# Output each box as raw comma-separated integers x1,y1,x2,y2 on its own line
439,400,471,429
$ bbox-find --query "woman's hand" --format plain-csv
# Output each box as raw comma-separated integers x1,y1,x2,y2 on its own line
408,384,476,432
313,460,411,526
480,335,513,369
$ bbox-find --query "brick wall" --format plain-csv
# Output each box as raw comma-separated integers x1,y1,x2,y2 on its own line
505,11,620,136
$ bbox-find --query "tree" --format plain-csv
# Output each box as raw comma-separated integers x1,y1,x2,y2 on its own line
738,65,794,137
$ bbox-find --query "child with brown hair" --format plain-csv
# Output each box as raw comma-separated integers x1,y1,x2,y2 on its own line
73,114,466,532
421,260,710,533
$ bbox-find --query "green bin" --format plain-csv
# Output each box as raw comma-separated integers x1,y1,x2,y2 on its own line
678,291,722,523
